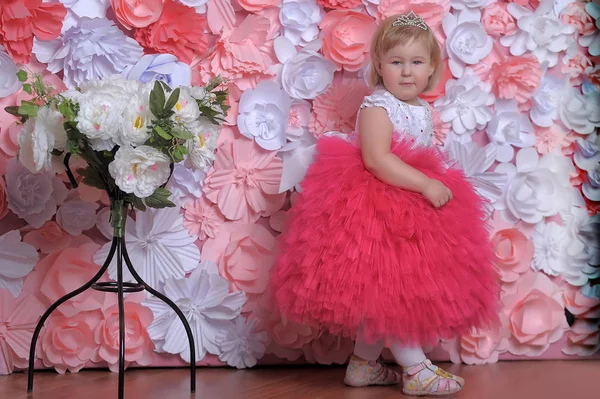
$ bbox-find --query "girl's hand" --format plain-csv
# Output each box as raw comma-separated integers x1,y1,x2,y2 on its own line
422,179,453,209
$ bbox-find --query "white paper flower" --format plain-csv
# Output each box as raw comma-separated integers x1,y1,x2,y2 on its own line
123,54,192,88
494,148,577,224
177,0,209,13
573,133,600,174
166,162,207,207
561,206,600,284
93,206,201,289
558,87,600,135
108,145,171,198
33,17,144,88
279,134,318,193
433,68,495,139
443,9,493,78
59,0,111,31
238,81,292,151
486,99,536,162
579,3,600,57
451,0,495,10
274,37,336,101
530,68,568,127
284,99,312,148
0,50,21,98
143,261,246,362
444,140,508,206
583,166,600,202
56,199,99,236
362,0,380,17
279,0,324,47
0,230,38,297
216,316,269,369
500,1,576,68
185,117,220,171
5,159,68,229
18,106,68,173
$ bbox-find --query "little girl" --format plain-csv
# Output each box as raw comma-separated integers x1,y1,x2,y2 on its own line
270,12,500,396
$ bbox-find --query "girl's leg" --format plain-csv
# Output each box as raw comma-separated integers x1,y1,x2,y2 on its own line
389,343,464,396
344,340,401,387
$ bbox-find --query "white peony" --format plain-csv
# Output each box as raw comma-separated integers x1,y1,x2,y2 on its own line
500,1,576,68
18,106,68,173
443,9,493,78
279,0,324,47
275,37,336,100
495,147,577,224
171,87,201,133
108,145,171,198
186,117,220,170
530,67,568,127
237,80,292,151
76,90,127,146
433,68,495,139
558,87,600,135
486,99,536,162
120,84,153,145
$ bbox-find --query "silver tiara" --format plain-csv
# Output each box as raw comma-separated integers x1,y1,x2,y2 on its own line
391,11,428,31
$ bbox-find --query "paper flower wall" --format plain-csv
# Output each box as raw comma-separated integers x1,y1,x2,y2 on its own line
0,0,599,376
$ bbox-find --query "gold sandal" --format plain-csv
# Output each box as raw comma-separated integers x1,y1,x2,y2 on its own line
402,359,464,396
344,355,402,387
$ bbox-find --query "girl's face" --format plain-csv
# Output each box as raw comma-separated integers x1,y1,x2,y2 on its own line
377,39,435,105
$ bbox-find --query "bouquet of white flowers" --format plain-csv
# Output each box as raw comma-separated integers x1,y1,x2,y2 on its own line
6,72,228,210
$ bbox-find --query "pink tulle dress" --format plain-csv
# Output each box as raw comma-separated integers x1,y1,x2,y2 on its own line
270,89,501,347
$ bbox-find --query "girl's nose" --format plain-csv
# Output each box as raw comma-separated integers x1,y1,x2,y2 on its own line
401,65,411,76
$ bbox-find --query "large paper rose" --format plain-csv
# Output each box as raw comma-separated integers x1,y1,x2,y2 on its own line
486,99,536,163
92,299,154,372
491,227,533,284
0,0,66,63
38,311,100,374
275,37,336,100
563,285,600,320
558,87,600,135
33,17,143,89
320,11,376,72
488,54,542,106
108,145,171,198
37,243,105,318
443,9,493,78
134,0,208,64
123,54,192,88
495,148,576,224
6,159,68,228
503,272,569,356
0,51,21,98
203,137,285,222
303,331,354,365
280,0,324,46
265,311,318,361
111,0,163,29
562,320,600,356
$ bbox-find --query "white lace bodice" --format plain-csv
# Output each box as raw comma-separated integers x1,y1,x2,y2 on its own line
353,88,434,147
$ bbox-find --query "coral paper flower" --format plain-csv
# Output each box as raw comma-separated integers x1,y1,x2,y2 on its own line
111,0,163,30
203,137,285,222
318,0,362,9
238,0,283,12
134,0,208,64
488,54,542,105
0,0,66,64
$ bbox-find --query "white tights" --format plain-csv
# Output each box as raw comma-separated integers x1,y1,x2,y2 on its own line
354,340,426,367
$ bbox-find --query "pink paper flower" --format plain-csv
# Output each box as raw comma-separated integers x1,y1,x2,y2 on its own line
562,53,593,86
37,243,106,318
0,290,45,375
320,11,376,72
238,0,282,12
310,75,371,137
562,320,600,356
503,272,569,356
376,0,447,28
38,311,101,374
0,0,66,64
196,15,275,92
134,0,207,64
563,285,600,320
0,178,7,221
508,0,539,7
93,300,154,372
303,331,353,365
265,311,318,361
561,2,596,36
203,138,285,223
0,122,19,159
534,125,574,156
183,196,226,241
431,108,451,146
482,3,517,37
488,54,542,105
23,221,72,254
318,0,362,9
111,0,163,30
491,228,534,284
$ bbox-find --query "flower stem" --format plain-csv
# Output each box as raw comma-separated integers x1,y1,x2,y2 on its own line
110,199,126,238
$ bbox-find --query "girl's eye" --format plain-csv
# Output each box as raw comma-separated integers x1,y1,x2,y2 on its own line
392,61,401,65
413,61,423,65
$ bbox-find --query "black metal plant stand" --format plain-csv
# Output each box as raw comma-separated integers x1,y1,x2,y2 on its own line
26,198,197,398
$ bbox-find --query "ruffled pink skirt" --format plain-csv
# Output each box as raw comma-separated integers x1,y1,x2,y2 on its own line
270,136,501,347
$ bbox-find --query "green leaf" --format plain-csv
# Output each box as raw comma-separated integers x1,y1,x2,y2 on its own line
58,100,76,122
164,88,180,113
171,128,194,140
150,81,166,117
4,106,22,117
155,125,172,140
18,101,39,118
144,187,176,209
171,146,184,163
76,167,105,191
22,84,32,95
16,70,28,82
129,196,147,212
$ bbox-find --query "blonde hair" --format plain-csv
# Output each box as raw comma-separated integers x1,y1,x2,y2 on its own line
367,15,442,92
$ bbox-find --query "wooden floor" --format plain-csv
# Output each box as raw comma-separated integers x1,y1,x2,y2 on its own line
2,361,597,399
